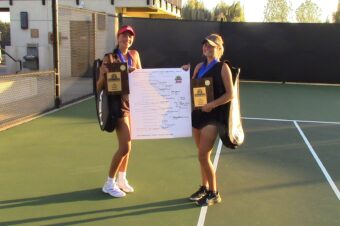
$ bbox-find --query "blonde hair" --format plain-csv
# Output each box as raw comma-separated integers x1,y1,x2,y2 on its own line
213,34,224,60
216,45,224,60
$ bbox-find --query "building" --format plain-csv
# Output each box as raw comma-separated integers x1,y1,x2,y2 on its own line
0,0,182,76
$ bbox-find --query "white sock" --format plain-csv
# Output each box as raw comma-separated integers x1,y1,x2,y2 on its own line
118,172,126,181
107,177,115,184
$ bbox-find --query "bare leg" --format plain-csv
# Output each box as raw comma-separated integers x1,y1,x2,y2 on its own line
197,125,218,192
119,153,130,172
193,128,208,188
108,117,131,178
118,116,131,173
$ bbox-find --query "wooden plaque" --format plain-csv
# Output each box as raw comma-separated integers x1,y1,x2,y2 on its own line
191,77,214,110
106,62,129,95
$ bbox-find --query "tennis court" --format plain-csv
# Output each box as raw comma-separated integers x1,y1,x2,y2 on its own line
0,82,339,226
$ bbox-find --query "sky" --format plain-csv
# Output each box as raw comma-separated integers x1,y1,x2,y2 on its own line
182,0,339,22
0,1,338,23
0,12,10,23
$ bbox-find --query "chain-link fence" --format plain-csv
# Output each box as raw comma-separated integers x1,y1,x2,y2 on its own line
0,71,55,130
0,5,116,130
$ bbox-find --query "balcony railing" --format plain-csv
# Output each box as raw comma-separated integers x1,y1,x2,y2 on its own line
148,0,182,9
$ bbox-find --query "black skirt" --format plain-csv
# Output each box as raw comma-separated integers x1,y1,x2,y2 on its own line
191,104,228,129
108,95,129,118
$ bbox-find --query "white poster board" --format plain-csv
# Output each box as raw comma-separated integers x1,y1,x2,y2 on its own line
129,68,192,140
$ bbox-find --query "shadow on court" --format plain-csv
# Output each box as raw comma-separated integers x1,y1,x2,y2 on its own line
0,194,195,225
225,178,325,195
0,188,107,209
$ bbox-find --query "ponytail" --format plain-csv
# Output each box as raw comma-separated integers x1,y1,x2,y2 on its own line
113,45,119,54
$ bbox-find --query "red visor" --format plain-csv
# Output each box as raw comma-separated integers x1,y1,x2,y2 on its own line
117,25,135,36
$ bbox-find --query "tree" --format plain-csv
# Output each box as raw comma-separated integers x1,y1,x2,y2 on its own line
0,21,10,48
181,0,212,21
264,0,292,22
227,1,245,22
213,1,245,22
333,1,340,23
213,1,229,21
296,0,321,23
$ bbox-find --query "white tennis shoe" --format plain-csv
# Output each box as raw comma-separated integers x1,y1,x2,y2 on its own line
117,179,134,193
102,182,126,198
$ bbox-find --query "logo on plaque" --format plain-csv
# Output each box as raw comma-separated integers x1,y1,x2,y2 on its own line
120,65,126,71
107,72,122,92
193,87,207,107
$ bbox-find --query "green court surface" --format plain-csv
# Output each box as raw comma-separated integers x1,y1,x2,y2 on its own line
0,82,339,226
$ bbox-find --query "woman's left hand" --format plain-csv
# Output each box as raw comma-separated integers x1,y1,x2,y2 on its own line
201,102,215,112
128,67,136,73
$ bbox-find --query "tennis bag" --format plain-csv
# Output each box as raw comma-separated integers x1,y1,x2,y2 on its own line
218,61,245,149
93,58,116,132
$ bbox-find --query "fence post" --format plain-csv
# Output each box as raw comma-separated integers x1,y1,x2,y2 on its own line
118,13,123,28
52,0,61,107
219,18,223,36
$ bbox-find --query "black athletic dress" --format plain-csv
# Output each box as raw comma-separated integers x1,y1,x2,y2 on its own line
192,61,229,129
107,49,136,118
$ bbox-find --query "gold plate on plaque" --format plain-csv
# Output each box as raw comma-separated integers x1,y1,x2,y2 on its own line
193,87,207,107
105,62,129,95
106,72,122,92
191,77,214,110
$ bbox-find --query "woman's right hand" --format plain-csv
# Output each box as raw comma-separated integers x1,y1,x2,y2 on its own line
181,64,190,71
97,60,109,91
100,54,112,75
100,62,109,75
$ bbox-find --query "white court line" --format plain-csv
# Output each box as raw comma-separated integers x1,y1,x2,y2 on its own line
294,121,340,201
197,139,223,226
0,96,94,132
243,116,340,125
196,118,340,226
